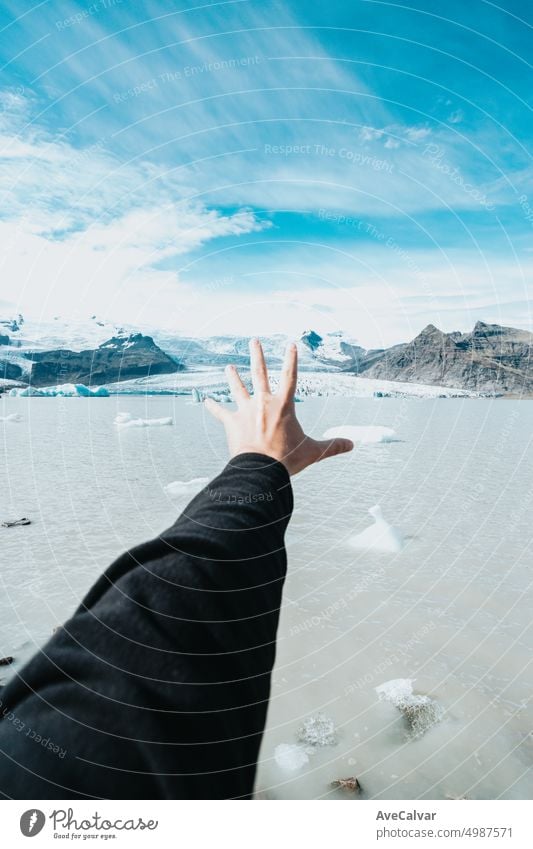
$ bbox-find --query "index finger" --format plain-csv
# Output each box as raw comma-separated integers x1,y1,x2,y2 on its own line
249,338,270,394
278,342,298,403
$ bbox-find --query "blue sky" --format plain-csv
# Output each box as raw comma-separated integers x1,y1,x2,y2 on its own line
0,0,531,346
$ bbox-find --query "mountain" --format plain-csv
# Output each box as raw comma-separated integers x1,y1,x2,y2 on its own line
350,322,533,394
0,328,183,389
1,315,532,395
26,334,183,387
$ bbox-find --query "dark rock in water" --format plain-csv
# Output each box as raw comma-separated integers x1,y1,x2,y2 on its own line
26,333,184,387
1,518,31,528
0,656,14,666
331,777,361,794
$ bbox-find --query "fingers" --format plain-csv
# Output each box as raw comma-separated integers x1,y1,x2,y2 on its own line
313,437,354,462
204,397,230,422
279,342,298,403
225,364,250,405
249,338,270,394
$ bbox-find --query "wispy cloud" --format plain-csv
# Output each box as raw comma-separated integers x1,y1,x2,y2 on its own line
0,0,531,342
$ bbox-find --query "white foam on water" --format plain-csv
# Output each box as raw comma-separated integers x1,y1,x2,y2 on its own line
348,505,405,553
274,743,311,772
323,425,397,444
164,478,209,498
0,413,22,422
114,412,173,429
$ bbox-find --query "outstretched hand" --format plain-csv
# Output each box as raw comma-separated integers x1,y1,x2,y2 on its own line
205,338,353,475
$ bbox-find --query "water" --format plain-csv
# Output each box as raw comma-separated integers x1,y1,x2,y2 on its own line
1,394,532,799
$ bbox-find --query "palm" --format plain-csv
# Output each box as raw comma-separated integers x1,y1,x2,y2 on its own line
205,339,353,475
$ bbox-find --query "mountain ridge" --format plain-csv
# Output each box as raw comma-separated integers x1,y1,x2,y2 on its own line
0,316,532,395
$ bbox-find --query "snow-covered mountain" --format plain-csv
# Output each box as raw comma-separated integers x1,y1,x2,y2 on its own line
3,314,528,395
0,314,361,374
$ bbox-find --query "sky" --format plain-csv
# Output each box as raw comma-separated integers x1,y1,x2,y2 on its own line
0,0,531,347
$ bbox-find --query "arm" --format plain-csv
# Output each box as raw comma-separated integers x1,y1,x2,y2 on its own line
0,340,352,800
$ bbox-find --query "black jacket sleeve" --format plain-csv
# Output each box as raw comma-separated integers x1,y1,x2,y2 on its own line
0,453,293,800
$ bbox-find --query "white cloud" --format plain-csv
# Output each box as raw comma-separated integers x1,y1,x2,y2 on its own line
448,109,464,124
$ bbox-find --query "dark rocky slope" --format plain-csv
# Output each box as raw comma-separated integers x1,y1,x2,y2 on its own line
26,334,183,387
350,322,533,394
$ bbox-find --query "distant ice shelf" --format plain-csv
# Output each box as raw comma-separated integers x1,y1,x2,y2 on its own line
99,370,481,399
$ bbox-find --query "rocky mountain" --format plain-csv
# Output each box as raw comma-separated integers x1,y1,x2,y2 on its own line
1,315,532,395
350,322,533,394
0,331,183,389
26,334,183,387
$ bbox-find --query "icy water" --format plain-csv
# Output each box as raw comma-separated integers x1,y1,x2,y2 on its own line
1,395,532,800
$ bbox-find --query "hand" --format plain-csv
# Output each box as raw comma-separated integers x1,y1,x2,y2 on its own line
204,338,353,475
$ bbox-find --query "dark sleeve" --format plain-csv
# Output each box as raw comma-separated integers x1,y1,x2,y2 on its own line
0,453,293,800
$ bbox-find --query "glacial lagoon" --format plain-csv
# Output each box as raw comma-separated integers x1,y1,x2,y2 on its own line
1,395,532,799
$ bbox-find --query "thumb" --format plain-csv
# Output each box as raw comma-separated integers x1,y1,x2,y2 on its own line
313,437,354,462
204,397,229,422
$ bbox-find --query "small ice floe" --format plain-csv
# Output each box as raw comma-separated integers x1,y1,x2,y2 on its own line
376,678,444,739
297,713,338,747
323,425,397,444
348,505,405,553
0,413,22,422
274,743,311,772
114,411,173,429
164,478,209,499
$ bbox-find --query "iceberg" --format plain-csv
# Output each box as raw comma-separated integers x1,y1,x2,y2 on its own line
114,411,173,429
164,478,209,498
348,505,405,553
274,743,311,772
375,679,444,739
297,713,338,747
323,425,397,443
9,383,109,397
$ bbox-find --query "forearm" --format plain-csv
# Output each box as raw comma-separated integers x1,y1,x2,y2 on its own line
0,454,293,799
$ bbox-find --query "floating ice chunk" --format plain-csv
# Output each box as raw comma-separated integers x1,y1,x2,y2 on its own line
348,505,405,553
0,413,22,422
164,478,209,498
297,713,338,747
10,383,109,397
114,411,173,429
323,425,396,444
376,678,415,704
376,678,444,738
274,743,310,772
